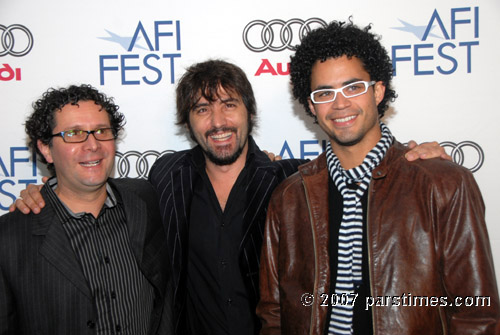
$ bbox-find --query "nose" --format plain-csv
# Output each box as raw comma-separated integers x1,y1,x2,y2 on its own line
82,132,101,151
210,106,227,128
331,91,352,110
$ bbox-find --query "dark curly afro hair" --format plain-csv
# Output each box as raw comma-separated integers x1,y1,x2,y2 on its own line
290,19,397,119
25,84,125,174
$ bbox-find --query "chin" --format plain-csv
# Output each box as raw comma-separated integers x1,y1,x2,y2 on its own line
206,148,244,166
329,133,363,147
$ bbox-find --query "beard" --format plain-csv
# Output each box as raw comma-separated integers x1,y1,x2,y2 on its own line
203,143,246,165
190,126,248,166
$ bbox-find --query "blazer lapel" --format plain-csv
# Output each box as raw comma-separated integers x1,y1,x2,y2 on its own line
170,164,196,283
118,182,165,293
240,164,278,249
35,206,92,299
121,189,147,263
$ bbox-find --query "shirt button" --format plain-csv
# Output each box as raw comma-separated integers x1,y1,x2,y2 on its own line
87,320,95,328
116,324,122,332
104,256,110,263
227,298,232,305
111,291,117,299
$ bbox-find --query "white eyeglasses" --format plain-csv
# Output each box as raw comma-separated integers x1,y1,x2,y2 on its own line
310,81,376,104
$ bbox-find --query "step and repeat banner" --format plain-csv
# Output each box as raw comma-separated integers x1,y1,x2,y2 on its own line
2,1,499,287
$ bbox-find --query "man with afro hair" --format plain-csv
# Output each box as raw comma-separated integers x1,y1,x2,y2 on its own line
257,20,499,335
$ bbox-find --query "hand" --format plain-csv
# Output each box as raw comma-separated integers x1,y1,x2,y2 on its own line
405,140,452,162
263,150,282,161
8,176,48,214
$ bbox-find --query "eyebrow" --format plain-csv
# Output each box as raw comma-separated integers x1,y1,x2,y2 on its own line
61,124,111,130
192,102,209,109
313,78,364,90
192,97,240,110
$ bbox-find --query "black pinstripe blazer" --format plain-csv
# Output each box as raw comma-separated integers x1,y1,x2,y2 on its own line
0,178,171,335
148,137,305,334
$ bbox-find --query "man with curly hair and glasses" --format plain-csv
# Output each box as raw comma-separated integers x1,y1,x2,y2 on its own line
257,20,500,334
0,84,171,334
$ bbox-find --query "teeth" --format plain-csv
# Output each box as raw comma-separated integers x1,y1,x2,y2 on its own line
334,115,356,123
210,132,232,141
81,160,100,167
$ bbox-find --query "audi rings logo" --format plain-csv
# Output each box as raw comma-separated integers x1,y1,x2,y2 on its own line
440,141,484,173
0,24,34,57
242,18,327,52
115,150,174,179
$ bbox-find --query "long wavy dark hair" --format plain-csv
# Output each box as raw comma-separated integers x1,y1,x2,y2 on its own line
175,59,257,138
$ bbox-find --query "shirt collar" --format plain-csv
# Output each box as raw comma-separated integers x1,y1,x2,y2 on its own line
46,176,117,219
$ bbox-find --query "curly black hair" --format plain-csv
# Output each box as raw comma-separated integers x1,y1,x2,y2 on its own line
176,59,257,136
25,84,125,174
290,19,397,119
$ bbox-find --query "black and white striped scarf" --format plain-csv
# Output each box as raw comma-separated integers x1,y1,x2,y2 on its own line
326,122,394,335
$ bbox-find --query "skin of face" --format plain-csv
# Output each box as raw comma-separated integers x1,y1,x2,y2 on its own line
38,100,115,198
308,56,385,153
188,87,250,166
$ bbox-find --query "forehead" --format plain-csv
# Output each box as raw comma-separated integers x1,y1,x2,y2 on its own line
196,86,240,104
310,56,369,87
54,100,110,127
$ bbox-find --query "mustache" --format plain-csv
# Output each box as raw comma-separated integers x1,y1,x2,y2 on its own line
205,127,237,138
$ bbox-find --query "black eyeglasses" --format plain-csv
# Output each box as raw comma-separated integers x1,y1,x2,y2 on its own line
51,128,116,143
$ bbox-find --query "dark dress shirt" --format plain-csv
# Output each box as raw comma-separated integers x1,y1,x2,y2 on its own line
45,178,155,335
186,146,254,335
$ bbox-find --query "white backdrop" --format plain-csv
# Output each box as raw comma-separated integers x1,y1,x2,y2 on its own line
1,0,499,291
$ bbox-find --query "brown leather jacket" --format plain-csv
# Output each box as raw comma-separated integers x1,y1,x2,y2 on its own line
257,141,500,334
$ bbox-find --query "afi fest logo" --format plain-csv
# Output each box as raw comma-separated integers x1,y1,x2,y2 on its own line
0,24,34,82
391,7,479,76
278,139,484,173
0,147,38,211
115,150,173,178
242,18,327,76
98,20,182,85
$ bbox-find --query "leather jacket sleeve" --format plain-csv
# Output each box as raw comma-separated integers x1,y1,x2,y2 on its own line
256,194,282,334
436,168,499,333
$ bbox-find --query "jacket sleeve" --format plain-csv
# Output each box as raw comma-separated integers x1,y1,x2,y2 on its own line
0,217,19,334
438,169,500,333
256,195,282,334
0,270,18,335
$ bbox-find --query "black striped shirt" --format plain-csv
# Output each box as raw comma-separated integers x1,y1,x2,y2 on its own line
45,178,154,335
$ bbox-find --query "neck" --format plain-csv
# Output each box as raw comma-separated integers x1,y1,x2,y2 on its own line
55,185,108,218
330,132,382,170
204,142,248,211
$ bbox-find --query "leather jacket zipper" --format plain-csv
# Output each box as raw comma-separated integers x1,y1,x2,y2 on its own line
367,182,376,335
303,179,319,335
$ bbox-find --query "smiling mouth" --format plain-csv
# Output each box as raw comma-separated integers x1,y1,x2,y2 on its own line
334,115,356,123
80,160,101,167
210,132,233,141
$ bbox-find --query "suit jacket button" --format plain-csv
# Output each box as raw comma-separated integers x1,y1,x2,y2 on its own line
87,320,96,328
